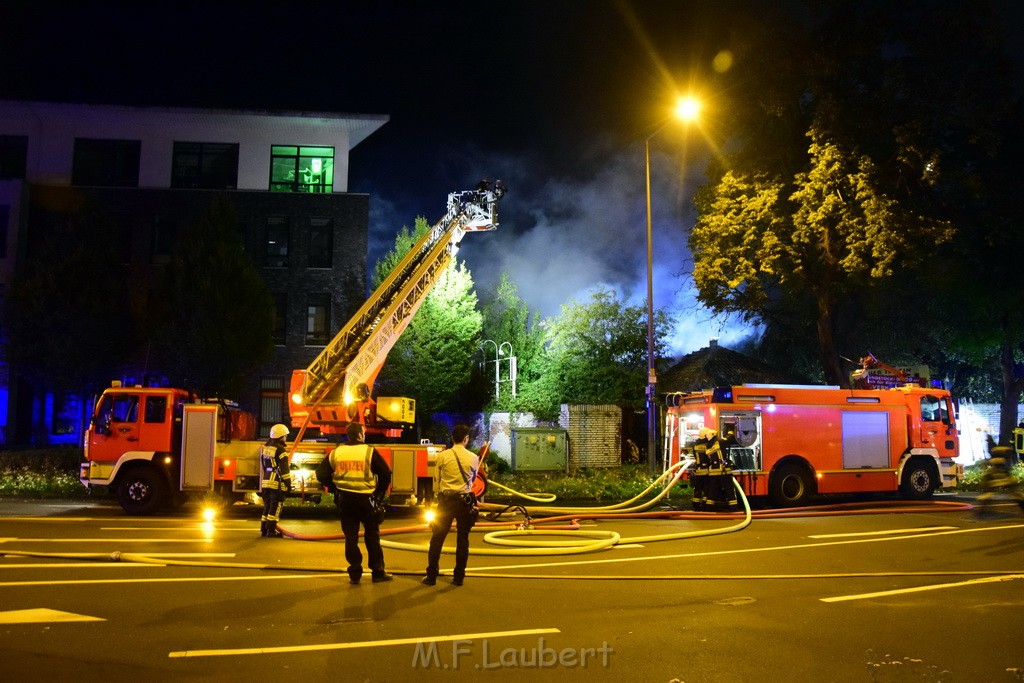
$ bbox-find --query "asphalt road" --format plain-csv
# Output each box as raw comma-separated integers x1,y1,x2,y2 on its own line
1,493,1022,682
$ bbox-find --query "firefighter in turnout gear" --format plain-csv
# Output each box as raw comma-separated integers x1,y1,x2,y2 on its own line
259,423,292,537
976,439,1024,517
316,422,393,584
693,427,738,512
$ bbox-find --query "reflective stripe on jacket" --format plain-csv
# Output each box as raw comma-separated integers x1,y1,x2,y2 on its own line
260,441,291,491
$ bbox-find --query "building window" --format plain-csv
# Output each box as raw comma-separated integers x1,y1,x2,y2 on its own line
265,217,289,267
307,218,333,268
269,145,334,193
305,293,330,346
152,214,178,263
0,205,8,258
272,292,287,345
171,142,239,189
259,377,287,438
72,138,141,187
0,135,28,180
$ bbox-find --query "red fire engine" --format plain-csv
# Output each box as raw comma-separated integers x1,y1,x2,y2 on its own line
664,383,963,506
80,184,503,514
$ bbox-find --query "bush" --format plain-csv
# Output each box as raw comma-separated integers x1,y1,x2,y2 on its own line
0,446,90,498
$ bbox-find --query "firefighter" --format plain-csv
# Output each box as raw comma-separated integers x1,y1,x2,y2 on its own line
690,428,713,511
259,423,292,538
701,427,739,512
316,422,393,584
976,442,1024,517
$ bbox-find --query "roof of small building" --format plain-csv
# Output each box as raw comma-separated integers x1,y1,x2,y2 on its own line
659,340,812,393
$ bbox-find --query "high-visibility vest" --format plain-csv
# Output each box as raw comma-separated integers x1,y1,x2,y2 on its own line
329,444,376,494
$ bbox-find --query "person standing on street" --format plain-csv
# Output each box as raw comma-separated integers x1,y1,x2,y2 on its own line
316,422,393,584
423,424,480,587
259,423,292,538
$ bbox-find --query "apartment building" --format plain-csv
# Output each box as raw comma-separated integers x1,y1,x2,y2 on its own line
0,99,387,444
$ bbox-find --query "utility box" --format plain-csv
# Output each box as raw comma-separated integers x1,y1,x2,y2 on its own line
512,427,568,472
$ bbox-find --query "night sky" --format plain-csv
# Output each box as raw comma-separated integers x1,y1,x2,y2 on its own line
6,2,1016,356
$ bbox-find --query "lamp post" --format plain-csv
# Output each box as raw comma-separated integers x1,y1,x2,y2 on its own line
645,95,700,475
481,340,516,400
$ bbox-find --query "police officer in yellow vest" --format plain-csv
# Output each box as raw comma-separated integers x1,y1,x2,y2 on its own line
317,422,393,584
259,423,292,537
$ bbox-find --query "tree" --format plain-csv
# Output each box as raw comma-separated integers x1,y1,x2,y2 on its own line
4,200,135,441
477,272,545,410
517,287,671,420
372,217,483,425
692,130,952,384
150,197,274,398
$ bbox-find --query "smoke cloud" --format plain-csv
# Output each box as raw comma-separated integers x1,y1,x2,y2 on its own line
363,146,755,360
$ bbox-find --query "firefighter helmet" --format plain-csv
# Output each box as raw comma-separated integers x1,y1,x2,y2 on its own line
698,427,717,440
270,423,290,439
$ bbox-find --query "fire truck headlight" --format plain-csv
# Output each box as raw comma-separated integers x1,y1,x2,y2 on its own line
424,508,436,524
202,507,217,522
290,392,303,405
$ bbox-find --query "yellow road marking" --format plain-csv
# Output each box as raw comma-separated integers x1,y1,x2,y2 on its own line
0,608,104,624
808,526,956,539
821,573,1024,602
169,627,561,658
470,523,1024,573
0,573,334,588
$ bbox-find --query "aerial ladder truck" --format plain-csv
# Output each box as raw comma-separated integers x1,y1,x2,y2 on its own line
80,183,504,514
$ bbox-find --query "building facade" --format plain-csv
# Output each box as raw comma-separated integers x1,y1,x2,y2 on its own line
0,100,387,445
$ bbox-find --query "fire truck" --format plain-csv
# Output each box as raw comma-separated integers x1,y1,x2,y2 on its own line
664,383,963,507
80,183,503,514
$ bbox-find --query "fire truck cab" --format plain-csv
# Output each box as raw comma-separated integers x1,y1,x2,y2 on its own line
665,384,963,507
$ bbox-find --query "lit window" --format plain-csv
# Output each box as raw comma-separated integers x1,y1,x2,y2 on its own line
269,145,334,193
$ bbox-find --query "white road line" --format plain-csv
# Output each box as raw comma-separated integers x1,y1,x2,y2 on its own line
168,627,562,658
821,573,1024,602
0,563,156,569
471,523,1024,573
808,526,956,539
0,573,335,588
2,538,217,543
0,608,105,624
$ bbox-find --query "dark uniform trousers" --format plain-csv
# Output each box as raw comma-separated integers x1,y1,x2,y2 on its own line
338,491,385,581
425,494,476,581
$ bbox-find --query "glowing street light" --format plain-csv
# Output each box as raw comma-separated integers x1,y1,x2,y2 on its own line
645,95,701,474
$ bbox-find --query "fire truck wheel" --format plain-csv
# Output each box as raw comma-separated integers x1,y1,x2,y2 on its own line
769,463,813,507
899,458,937,500
117,466,168,515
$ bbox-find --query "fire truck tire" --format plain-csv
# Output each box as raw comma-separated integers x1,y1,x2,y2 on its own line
117,466,169,515
899,458,937,500
769,463,813,507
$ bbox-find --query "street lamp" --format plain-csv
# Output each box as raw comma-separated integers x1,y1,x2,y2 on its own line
481,340,516,400
645,95,701,474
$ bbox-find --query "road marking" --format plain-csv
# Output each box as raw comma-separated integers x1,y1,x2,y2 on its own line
0,563,157,569
0,573,335,588
808,526,956,539
101,527,254,532
2,538,217,543
821,573,1024,602
471,523,1024,573
168,627,561,658
0,608,104,624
